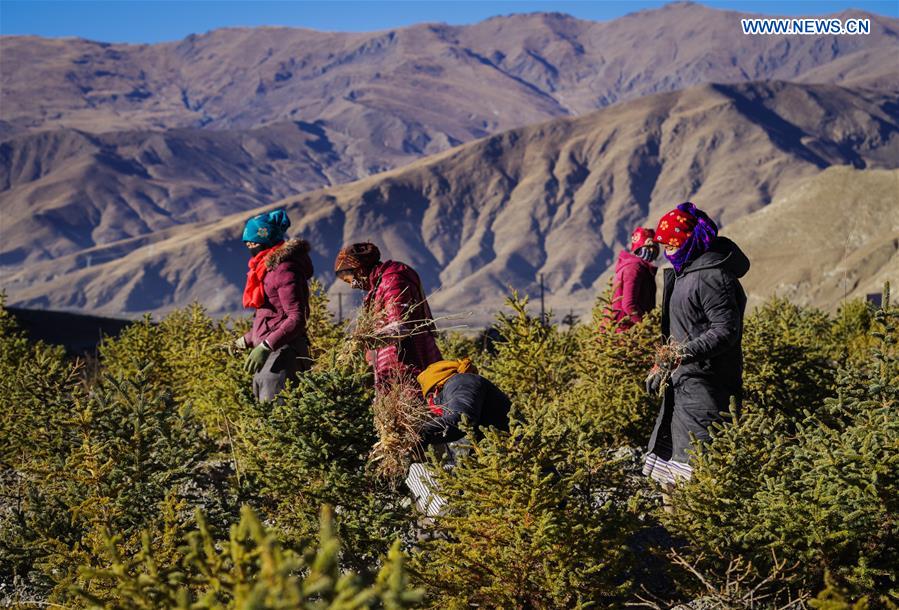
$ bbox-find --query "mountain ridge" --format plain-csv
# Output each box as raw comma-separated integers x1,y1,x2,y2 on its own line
4,80,897,321
4,4,897,269
2,3,897,320
3,4,897,137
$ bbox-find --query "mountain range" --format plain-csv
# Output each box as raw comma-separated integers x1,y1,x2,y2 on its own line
4,3,897,136
4,80,897,322
1,2,898,321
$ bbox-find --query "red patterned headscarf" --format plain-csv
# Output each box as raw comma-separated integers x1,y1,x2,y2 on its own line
655,202,719,272
630,227,656,253
654,208,698,248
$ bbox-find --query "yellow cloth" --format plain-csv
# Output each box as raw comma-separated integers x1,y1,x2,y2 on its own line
417,357,477,398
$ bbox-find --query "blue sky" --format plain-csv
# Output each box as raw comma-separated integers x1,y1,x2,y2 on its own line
1,0,896,43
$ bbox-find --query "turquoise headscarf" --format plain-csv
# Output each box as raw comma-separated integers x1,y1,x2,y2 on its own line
242,209,290,247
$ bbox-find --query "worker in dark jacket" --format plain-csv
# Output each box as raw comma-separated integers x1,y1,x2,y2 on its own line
235,208,314,401
609,226,659,331
416,358,511,445
406,358,512,516
643,202,749,487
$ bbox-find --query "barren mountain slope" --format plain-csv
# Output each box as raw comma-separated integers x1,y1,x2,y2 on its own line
0,121,408,265
2,4,897,137
796,46,899,92
722,166,899,311
4,81,897,321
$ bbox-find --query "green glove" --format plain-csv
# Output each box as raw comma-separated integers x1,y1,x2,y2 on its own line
234,335,248,351
244,343,271,374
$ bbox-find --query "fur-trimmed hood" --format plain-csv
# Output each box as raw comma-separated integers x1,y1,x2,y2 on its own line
243,238,313,352
265,239,314,279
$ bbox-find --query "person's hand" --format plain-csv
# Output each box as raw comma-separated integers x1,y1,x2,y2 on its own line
244,343,271,374
645,370,662,396
222,335,248,357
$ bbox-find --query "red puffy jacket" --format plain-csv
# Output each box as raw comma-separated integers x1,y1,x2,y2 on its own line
364,260,442,387
610,250,657,330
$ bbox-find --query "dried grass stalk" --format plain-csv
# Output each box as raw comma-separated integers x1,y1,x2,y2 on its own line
337,289,464,365
369,370,437,479
647,339,687,397
337,298,393,365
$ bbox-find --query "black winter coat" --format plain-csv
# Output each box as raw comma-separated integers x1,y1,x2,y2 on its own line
647,237,750,464
420,373,511,445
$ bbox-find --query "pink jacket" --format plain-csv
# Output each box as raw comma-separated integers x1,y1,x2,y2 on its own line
364,260,442,387
243,240,314,350
611,250,657,331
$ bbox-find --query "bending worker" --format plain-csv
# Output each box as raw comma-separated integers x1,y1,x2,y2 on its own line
417,357,511,445
406,358,511,516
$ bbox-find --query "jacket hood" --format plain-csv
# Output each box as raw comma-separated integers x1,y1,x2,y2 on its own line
616,249,658,273
681,236,750,278
366,260,425,301
368,260,421,291
266,239,314,279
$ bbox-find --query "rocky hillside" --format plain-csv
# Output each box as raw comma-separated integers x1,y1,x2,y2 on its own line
723,166,899,311
5,81,897,322
3,4,897,136
2,3,897,274
0,123,380,265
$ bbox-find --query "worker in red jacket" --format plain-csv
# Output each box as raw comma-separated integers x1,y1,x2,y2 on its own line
334,242,442,388
609,226,659,331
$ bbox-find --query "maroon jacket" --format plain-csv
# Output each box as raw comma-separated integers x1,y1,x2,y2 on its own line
243,239,314,350
364,260,442,387
611,250,657,330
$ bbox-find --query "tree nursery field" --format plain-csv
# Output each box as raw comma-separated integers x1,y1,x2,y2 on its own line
1,283,897,609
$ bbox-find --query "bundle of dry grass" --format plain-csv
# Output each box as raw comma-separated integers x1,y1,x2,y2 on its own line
337,292,457,364
647,339,687,397
369,370,437,479
337,298,394,366
337,289,464,478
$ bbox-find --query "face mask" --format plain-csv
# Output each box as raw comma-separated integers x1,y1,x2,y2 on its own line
636,246,659,262
338,269,368,290
247,244,266,257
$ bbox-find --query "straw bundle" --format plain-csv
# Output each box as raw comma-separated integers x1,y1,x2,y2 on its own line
369,370,437,479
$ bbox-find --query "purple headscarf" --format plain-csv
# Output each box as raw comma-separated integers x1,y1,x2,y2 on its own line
665,202,719,273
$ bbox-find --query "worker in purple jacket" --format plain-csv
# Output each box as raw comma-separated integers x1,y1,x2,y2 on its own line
235,208,314,401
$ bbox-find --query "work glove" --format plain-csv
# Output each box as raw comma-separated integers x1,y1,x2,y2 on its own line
234,335,248,351
244,343,271,374
645,371,662,396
